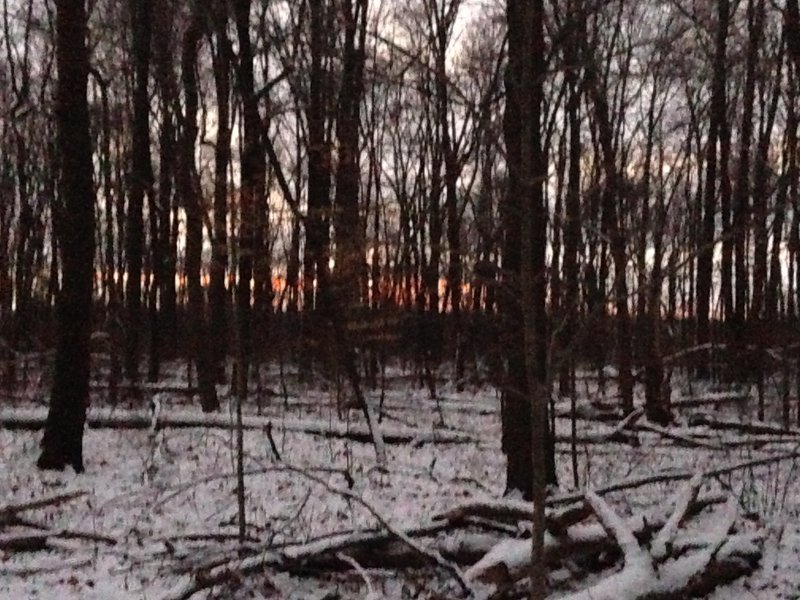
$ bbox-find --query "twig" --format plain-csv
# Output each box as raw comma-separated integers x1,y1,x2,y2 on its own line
336,552,377,597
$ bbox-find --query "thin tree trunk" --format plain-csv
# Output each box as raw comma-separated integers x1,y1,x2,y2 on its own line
125,0,154,386
696,0,729,378
210,4,232,382
181,12,218,413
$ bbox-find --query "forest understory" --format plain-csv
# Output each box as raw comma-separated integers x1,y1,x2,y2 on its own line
1,361,799,600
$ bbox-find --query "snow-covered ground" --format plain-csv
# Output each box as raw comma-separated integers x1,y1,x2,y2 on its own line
2,367,800,598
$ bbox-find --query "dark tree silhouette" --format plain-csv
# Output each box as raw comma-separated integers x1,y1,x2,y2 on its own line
37,0,95,472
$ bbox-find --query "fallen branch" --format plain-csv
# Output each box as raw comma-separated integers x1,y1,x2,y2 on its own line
688,413,800,438
672,391,749,409
0,556,92,576
160,520,458,600
159,531,261,544
10,516,117,546
633,421,723,450
0,490,87,524
547,449,800,506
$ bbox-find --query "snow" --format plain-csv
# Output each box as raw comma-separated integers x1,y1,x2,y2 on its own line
2,367,800,598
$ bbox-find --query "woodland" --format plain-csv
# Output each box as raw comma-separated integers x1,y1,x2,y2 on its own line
3,0,800,598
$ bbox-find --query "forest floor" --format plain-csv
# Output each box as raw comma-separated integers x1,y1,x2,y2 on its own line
1,364,800,599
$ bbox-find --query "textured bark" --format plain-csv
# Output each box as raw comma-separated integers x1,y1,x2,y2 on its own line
37,0,95,472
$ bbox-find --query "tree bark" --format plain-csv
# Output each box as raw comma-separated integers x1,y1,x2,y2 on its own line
37,0,95,473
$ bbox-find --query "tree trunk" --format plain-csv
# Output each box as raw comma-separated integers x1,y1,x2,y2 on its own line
333,0,368,314
303,0,333,373
125,0,154,386
583,29,634,415
38,0,95,473
180,12,218,413
696,0,729,378
210,3,232,382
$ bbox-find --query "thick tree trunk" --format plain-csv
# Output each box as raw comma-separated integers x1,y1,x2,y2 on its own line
38,0,95,473
302,0,333,374
503,7,556,600
333,0,368,314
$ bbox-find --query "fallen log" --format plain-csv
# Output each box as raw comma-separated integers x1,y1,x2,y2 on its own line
160,520,458,600
556,493,758,600
467,474,760,600
0,556,92,576
672,391,749,409
0,407,477,445
10,516,117,546
0,490,87,525
688,413,800,437
554,409,643,446
0,531,50,551
463,493,724,584
436,498,539,525
631,421,723,450
435,498,591,535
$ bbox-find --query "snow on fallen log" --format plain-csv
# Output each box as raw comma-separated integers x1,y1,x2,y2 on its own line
557,494,755,600
0,407,477,445
436,498,538,524
650,472,703,561
463,493,724,584
466,473,761,600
